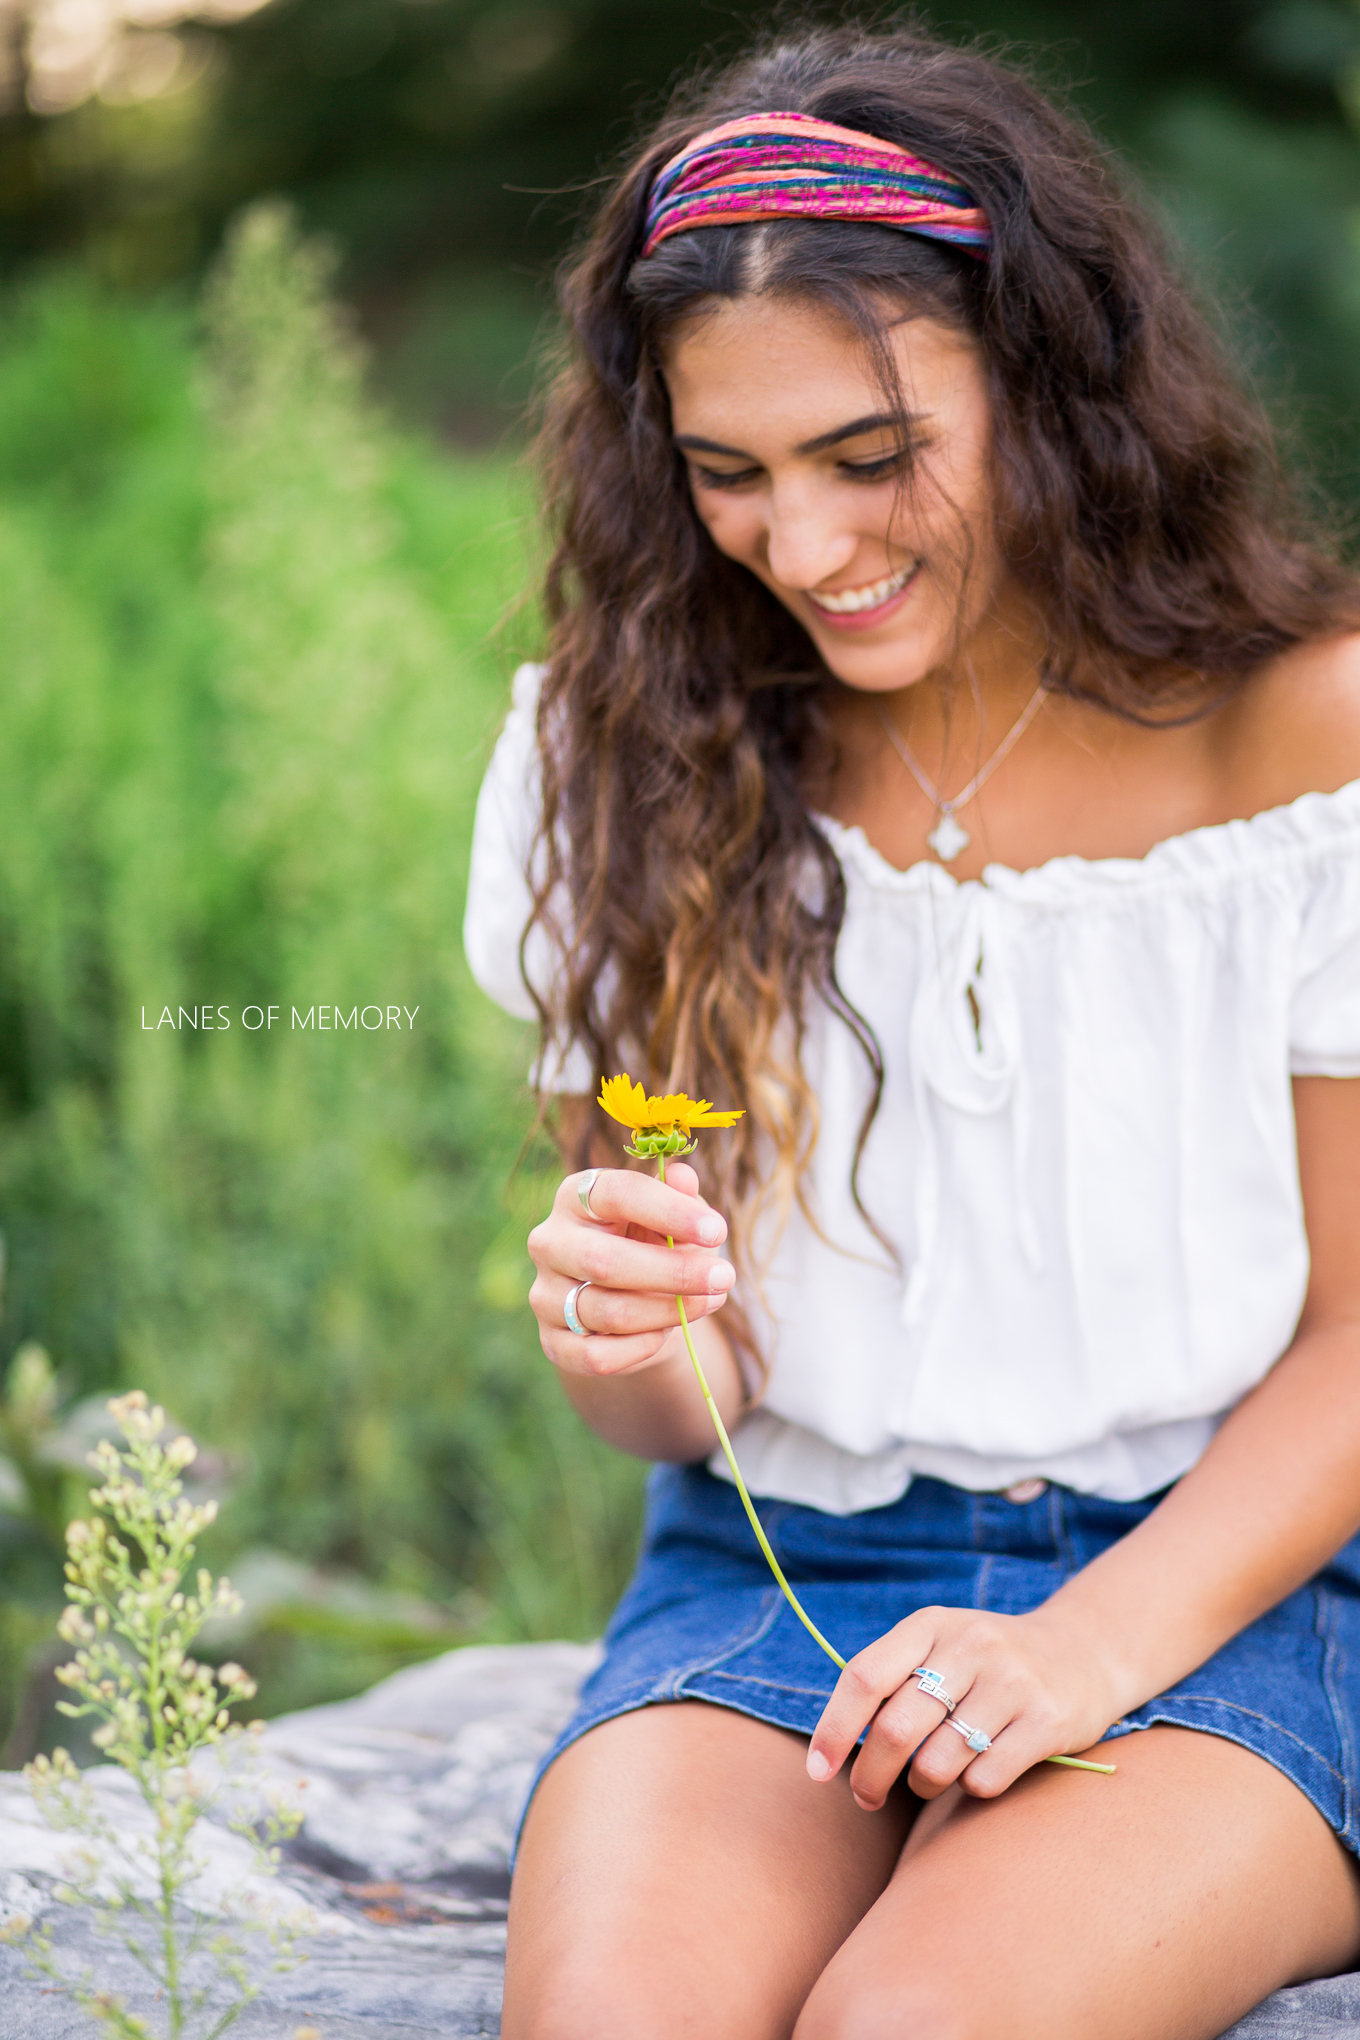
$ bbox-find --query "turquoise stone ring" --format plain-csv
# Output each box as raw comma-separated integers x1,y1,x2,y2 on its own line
946,1716,993,1754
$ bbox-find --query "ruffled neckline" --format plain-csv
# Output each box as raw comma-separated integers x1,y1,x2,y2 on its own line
812,774,1360,904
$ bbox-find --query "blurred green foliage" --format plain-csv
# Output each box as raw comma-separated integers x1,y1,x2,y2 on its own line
6,2,1360,465
0,205,645,1758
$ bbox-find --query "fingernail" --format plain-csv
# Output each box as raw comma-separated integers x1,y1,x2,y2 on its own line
697,1216,724,1245
852,1791,880,1813
806,1749,832,1781
708,1264,735,1292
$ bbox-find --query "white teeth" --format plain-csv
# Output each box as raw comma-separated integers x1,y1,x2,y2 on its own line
808,564,918,614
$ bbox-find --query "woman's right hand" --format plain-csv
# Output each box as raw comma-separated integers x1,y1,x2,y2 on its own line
528,1162,735,1379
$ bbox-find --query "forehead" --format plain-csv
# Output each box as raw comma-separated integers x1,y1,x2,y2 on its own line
662,296,983,447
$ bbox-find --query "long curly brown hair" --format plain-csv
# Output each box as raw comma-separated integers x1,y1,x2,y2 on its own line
526,21,1359,1275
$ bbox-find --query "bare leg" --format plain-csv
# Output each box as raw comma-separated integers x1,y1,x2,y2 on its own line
795,1726,1360,2040
503,1700,914,2040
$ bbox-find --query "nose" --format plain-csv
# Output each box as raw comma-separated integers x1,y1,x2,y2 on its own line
763,481,858,593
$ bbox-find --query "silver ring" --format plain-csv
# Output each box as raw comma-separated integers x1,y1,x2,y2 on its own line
577,1168,603,1219
944,1716,993,1755
563,1280,593,1336
911,1666,957,1714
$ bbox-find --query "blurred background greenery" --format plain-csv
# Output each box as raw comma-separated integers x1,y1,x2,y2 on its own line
2,0,1360,1759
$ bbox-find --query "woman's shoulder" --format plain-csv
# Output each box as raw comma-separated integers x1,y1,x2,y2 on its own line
1220,632,1360,816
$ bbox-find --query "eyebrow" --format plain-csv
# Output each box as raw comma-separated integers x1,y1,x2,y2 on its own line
674,410,916,460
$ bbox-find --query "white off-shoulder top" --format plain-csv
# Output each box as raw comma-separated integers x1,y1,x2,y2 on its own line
464,664,1360,1510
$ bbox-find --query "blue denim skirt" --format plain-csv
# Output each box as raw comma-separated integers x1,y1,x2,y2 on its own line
525,1462,1360,1852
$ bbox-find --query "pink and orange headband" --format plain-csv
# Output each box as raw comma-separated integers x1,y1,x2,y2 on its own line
641,111,991,261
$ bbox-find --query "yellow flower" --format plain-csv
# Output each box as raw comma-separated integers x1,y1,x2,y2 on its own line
597,1074,744,1135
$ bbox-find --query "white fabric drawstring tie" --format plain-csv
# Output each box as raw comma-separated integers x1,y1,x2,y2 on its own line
902,888,1043,1325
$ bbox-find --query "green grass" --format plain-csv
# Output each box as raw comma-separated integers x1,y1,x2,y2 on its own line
0,204,645,1751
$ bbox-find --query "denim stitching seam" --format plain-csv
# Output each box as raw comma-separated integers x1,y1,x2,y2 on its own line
664,1587,784,1696
1129,1692,1347,1786
695,1670,836,1701
1050,1486,1078,1574
1316,1586,1356,1840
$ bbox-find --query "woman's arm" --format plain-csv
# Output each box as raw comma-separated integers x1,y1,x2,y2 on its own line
558,1298,742,1463
527,1132,745,1464
808,1074,1360,1809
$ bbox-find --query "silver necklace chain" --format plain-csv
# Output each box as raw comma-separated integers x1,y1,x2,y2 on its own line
876,685,1048,863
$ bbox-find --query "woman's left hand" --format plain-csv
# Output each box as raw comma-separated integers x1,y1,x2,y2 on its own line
805,1603,1122,1808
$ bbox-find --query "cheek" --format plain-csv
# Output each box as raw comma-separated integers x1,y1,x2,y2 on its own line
934,417,998,548
912,449,1000,590
691,490,763,566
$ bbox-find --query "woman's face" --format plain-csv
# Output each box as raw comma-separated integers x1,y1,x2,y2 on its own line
663,295,1010,694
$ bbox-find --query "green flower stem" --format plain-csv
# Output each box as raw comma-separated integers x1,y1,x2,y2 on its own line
676,1293,847,1670
655,1154,1115,1777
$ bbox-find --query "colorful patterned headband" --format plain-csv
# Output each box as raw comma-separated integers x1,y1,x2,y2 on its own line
641,110,991,260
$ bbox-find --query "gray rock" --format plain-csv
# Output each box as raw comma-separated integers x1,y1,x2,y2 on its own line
0,1641,597,2040
0,1639,1355,2037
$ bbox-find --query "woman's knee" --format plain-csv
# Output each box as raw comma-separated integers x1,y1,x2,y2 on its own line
504,1968,692,2040
794,1971,984,2040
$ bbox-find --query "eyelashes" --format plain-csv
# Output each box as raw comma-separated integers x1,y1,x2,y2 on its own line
842,450,915,482
690,449,916,493
692,466,762,492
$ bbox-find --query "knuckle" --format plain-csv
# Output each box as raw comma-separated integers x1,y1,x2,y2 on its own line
872,1711,915,1755
576,1237,614,1284
911,1746,958,1788
844,1659,881,1704
961,1617,1006,1658
579,1338,617,1377
960,1767,1006,1800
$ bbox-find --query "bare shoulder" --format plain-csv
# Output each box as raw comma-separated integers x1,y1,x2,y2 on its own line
1220,632,1360,813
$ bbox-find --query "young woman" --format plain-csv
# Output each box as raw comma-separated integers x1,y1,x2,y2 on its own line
463,25,1360,2039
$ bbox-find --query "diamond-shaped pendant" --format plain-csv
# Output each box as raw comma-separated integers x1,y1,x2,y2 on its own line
927,811,970,863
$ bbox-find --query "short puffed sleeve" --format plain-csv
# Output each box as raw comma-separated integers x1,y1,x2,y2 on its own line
462,664,592,1090
463,661,544,1021
1289,822,1360,1078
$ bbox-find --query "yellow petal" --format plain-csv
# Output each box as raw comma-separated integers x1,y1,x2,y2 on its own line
597,1074,650,1129
644,1092,704,1129
597,1075,743,1135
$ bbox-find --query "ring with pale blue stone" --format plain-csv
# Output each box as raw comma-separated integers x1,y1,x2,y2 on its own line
563,1280,594,1336
944,1715,993,1755
911,1666,958,1714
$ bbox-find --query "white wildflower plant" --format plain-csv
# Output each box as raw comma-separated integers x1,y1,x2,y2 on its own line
4,1393,307,2039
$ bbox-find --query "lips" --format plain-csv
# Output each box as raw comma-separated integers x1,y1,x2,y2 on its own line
806,562,920,616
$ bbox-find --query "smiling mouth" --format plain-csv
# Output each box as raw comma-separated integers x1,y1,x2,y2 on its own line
805,562,920,615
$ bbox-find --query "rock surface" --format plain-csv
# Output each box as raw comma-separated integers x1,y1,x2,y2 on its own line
0,1640,1357,2037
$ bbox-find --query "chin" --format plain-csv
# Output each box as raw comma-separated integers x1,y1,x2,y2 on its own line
812,630,942,694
